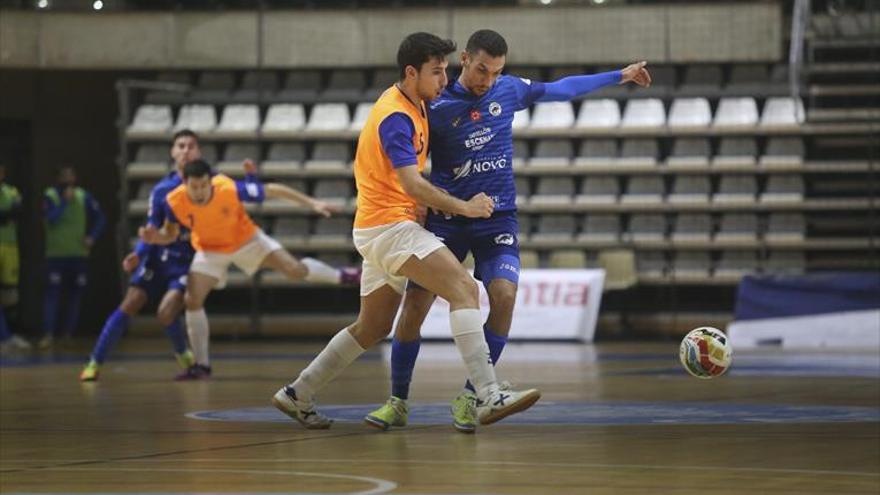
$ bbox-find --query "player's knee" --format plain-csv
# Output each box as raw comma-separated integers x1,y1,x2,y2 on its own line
156,306,177,326
448,275,479,307
183,292,202,311
492,283,517,309
119,291,146,316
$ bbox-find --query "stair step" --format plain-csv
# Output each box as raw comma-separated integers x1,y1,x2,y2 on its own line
806,62,880,74
809,84,880,96
808,107,880,122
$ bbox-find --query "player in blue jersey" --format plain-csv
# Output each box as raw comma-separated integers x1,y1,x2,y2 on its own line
78,129,207,381
365,29,652,432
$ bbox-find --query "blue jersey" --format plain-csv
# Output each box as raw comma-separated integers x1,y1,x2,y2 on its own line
427,75,545,212
142,171,195,268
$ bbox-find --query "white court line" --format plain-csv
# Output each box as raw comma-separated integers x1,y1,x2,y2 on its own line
2,458,877,478
4,466,396,495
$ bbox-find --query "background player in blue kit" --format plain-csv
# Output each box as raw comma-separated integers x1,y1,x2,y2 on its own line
365,29,652,432
79,129,205,381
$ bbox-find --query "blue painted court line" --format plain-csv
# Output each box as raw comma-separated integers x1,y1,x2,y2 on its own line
189,400,880,426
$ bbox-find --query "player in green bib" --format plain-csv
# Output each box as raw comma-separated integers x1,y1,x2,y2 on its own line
0,164,31,354
41,166,105,349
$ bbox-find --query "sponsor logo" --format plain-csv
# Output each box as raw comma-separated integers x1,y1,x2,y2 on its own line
494,233,515,246
489,101,502,116
451,117,462,128
519,77,532,85
470,109,481,122
451,157,508,181
464,127,496,150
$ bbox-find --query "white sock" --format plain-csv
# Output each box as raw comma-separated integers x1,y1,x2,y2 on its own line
185,309,210,367
291,327,365,401
449,308,498,402
302,257,341,285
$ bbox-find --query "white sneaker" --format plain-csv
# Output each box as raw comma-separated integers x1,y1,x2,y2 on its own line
271,386,333,430
476,387,541,426
1,334,32,355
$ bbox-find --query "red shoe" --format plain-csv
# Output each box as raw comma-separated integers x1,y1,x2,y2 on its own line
175,364,212,381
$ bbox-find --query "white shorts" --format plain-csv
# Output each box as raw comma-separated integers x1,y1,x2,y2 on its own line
189,230,282,289
353,220,445,296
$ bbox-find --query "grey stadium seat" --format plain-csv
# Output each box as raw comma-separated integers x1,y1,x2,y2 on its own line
671,251,712,279
672,214,713,242
714,175,758,204
761,138,806,166
723,64,770,97
532,214,577,243
529,139,574,168
304,142,351,170
312,179,354,207
626,214,667,242
715,214,759,241
574,139,618,167
577,214,620,242
621,176,665,203
677,65,723,98
764,251,806,275
632,65,676,99
134,144,169,164
531,177,575,205
311,217,354,245
515,176,531,206
637,251,667,277
761,175,805,203
272,217,310,242
618,138,659,166
232,71,279,102
278,70,322,103
668,175,711,204
321,69,367,102
714,138,758,166
667,138,711,168
765,213,806,241
576,176,619,204
716,251,759,279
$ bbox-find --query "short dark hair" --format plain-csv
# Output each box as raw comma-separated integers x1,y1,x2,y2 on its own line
183,159,212,179
172,129,200,144
397,32,457,79
466,29,508,58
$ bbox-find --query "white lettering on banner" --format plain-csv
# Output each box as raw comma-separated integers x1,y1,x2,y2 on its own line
398,269,606,341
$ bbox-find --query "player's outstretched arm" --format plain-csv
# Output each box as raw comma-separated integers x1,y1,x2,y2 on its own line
535,61,650,102
619,61,652,87
138,222,179,246
264,182,336,218
396,165,493,219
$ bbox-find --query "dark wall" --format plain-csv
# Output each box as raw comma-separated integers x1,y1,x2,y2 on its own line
0,70,123,336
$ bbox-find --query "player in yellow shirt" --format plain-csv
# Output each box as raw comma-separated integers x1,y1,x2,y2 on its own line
141,159,359,378
271,32,541,430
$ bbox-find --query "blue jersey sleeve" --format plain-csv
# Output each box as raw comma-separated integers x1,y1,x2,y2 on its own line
235,175,266,203
43,188,67,224
378,112,418,168
510,76,547,111
147,184,168,228
162,198,180,225
84,192,105,239
537,71,622,102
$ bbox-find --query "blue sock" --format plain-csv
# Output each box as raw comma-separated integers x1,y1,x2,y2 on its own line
464,324,508,393
90,309,129,364
165,318,188,355
0,307,10,342
391,338,421,400
43,284,61,337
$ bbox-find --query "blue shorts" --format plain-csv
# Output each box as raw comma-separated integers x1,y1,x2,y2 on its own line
46,257,88,288
413,210,521,289
129,254,189,302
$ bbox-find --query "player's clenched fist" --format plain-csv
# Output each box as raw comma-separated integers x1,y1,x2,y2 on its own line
463,192,494,219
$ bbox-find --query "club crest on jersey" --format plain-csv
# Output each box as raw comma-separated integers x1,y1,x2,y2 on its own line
489,102,502,116
494,233,515,246
470,109,481,122
451,116,462,128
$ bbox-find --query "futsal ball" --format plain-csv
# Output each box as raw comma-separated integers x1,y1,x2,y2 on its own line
679,327,732,379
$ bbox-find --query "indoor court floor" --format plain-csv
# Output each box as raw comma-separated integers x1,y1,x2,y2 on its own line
1,338,878,494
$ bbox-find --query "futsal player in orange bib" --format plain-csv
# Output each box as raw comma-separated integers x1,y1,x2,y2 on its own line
271,32,541,430
141,159,359,379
